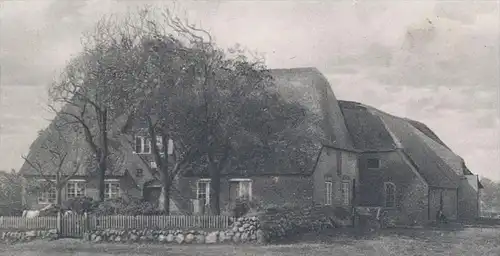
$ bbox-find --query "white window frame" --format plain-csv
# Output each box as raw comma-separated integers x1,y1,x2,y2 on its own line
104,179,121,199
134,135,165,155
66,180,86,199
341,181,350,206
384,182,396,208
134,135,151,154
38,187,56,204
196,179,211,206
230,178,253,201
325,181,333,205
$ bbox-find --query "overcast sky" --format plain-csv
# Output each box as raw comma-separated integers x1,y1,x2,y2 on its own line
1,0,499,180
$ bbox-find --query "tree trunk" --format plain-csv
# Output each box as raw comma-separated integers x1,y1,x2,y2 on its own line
160,170,171,215
209,162,221,215
97,109,108,202
56,172,62,206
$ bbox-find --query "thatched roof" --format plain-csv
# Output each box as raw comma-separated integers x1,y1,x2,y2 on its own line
19,112,129,178
338,100,477,189
20,67,480,190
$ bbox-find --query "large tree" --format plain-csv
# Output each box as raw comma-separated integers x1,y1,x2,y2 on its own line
114,7,314,215
49,15,145,201
51,6,315,214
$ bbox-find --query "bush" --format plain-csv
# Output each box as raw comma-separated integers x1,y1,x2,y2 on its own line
91,198,162,216
62,197,97,214
226,198,263,217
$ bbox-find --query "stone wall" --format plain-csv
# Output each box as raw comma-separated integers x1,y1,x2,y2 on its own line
257,205,345,242
0,229,58,243
84,216,265,244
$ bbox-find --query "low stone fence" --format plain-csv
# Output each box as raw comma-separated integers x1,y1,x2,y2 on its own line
0,229,58,243
0,206,352,244
257,205,350,242
84,216,265,244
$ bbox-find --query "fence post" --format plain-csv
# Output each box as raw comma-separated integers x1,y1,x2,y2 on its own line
83,212,89,240
56,212,62,237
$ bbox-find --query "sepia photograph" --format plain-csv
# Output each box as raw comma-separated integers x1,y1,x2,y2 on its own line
0,0,499,255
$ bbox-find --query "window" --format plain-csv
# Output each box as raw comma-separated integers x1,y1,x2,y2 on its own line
105,180,120,199
367,158,380,169
38,186,56,204
134,135,164,154
384,182,396,208
336,151,342,176
196,179,210,205
66,181,86,199
150,161,157,171
136,169,143,178
135,136,151,154
341,181,350,205
325,181,333,205
230,179,253,200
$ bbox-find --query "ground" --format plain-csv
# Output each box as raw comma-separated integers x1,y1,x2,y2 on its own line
0,227,499,256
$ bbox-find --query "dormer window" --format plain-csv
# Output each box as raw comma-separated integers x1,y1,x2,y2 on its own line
134,135,163,154
135,136,151,154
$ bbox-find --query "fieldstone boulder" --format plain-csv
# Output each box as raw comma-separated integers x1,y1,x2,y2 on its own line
25,231,36,237
195,234,205,244
185,233,194,244
158,234,167,243
130,234,139,242
205,232,218,244
175,234,185,244
166,234,174,243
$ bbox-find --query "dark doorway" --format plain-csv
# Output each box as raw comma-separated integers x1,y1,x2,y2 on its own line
143,187,162,206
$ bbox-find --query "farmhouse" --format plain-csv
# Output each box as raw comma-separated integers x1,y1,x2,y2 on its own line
19,67,482,225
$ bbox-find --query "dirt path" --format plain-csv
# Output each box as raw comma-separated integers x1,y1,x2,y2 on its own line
0,227,499,256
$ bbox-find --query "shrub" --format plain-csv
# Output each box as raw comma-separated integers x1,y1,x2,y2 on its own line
226,198,263,217
91,198,162,216
62,197,97,214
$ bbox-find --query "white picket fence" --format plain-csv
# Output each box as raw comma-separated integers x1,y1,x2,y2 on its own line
0,215,234,237
0,216,57,230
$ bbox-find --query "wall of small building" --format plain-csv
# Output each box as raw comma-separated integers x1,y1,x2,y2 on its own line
429,188,458,221
457,174,480,220
357,151,429,225
175,175,314,214
312,147,358,207
22,174,142,210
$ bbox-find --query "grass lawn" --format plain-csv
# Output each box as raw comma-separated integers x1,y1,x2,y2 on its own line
0,227,499,256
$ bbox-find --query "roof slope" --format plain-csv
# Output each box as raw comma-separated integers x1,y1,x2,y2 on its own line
270,68,354,151
19,113,128,178
338,100,467,189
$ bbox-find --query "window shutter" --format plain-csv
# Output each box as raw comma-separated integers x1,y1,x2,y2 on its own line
156,136,163,152
167,139,174,155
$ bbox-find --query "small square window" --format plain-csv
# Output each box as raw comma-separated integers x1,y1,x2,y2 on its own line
136,169,143,177
367,158,380,169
